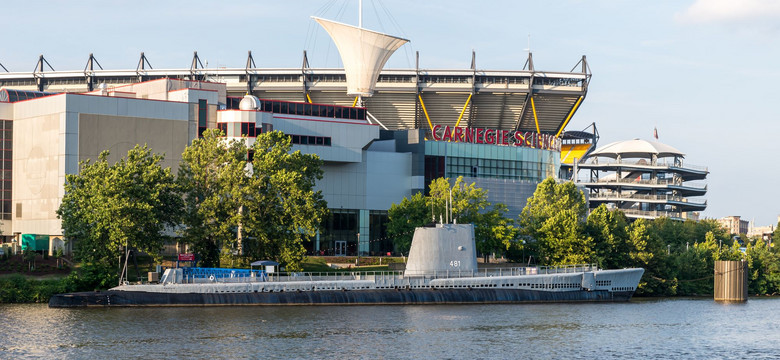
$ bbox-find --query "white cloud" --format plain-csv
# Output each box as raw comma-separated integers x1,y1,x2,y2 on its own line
677,0,780,24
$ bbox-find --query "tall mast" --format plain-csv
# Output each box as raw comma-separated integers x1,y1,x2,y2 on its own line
358,0,363,28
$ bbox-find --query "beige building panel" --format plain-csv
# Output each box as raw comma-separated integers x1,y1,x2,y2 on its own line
13,111,65,235
0,103,12,119
78,114,189,171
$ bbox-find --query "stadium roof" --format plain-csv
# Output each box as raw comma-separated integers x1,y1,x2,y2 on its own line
0,52,590,134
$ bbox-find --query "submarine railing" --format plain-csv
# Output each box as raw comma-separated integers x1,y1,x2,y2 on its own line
174,264,598,284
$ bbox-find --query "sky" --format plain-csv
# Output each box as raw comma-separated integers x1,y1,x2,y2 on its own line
2,0,779,226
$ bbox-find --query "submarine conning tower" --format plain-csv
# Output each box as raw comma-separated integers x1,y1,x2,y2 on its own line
404,224,478,277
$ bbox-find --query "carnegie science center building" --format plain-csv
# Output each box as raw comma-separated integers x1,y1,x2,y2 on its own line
0,17,591,256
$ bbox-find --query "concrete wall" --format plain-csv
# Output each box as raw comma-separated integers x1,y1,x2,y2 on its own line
12,93,193,236
365,151,411,210
272,115,379,163
12,95,69,236
317,151,412,212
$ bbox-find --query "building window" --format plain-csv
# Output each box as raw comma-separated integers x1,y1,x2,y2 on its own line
288,134,332,147
240,122,257,137
197,99,208,138
255,99,366,120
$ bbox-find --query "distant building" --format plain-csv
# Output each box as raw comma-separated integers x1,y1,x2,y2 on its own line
748,222,774,242
575,139,708,220
718,216,749,236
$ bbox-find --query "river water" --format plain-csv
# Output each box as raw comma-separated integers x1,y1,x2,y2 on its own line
1,298,779,359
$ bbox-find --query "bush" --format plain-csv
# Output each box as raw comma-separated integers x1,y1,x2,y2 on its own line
0,275,68,303
63,263,119,292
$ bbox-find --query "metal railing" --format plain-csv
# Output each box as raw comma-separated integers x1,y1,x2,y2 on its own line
588,193,707,205
583,159,708,172
621,209,683,219
579,178,707,189
173,264,601,284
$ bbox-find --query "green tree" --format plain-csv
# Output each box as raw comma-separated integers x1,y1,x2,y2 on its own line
586,205,630,269
716,240,744,261
179,130,327,271
773,221,780,244
627,218,673,296
430,177,519,261
475,203,520,262
57,145,181,272
745,240,780,295
240,131,328,271
519,178,592,266
23,249,36,271
387,177,518,259
387,192,429,254
672,234,717,296
178,129,249,267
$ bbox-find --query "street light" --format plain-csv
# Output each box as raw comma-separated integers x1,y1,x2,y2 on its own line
356,232,360,267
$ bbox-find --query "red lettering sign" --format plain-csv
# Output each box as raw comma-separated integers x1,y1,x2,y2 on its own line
453,126,463,142
430,124,559,151
484,129,495,144
442,126,452,141
464,128,474,143
513,131,524,146
178,253,195,261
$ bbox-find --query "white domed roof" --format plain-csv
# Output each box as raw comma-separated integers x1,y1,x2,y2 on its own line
239,94,261,110
589,139,684,159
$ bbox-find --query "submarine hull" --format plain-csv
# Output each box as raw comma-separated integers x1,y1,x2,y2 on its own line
49,288,635,308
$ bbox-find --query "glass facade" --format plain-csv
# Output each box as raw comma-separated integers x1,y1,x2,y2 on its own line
224,96,366,121
312,209,392,256
424,141,559,184
318,209,359,256
368,211,390,255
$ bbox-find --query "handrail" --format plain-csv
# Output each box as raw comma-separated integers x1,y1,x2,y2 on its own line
582,160,708,172
577,178,707,189
173,264,602,284
588,193,707,205
620,209,683,219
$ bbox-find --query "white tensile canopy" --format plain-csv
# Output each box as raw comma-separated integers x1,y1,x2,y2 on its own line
589,139,685,159
313,17,409,97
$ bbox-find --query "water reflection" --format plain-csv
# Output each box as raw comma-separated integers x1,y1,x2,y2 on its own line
1,298,779,359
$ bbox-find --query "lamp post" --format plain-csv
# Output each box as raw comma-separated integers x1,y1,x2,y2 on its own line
356,232,360,267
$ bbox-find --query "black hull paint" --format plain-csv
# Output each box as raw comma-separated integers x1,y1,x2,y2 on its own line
49,289,635,308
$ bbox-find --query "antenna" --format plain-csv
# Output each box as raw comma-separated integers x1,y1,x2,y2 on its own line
525,34,531,55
